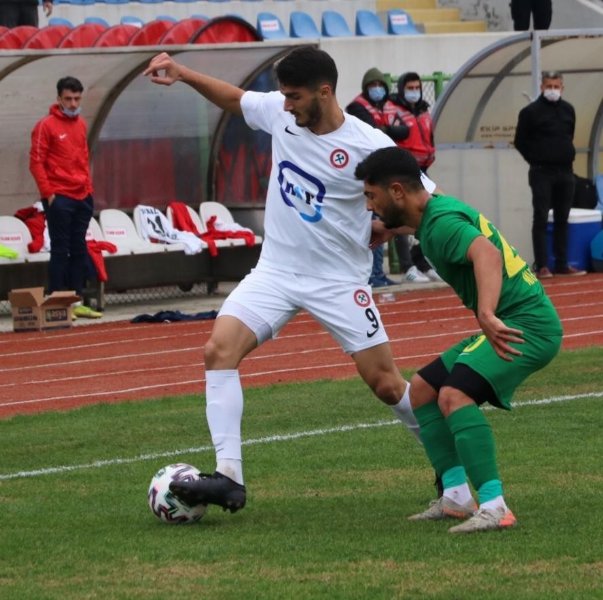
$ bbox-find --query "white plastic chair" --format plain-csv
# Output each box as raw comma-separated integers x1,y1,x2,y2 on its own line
199,201,263,246
99,209,164,254
0,216,50,264
166,204,204,234
133,205,193,253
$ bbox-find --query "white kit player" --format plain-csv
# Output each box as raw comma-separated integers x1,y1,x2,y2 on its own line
144,46,437,513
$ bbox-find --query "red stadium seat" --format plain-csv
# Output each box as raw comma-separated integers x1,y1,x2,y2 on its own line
128,20,174,45
58,23,107,48
0,26,8,37
159,17,207,44
190,16,261,44
24,25,71,49
94,24,139,47
0,25,38,49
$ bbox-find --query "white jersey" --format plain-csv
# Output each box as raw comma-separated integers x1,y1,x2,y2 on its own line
241,90,396,283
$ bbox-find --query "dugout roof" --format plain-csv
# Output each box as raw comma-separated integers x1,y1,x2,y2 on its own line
0,40,299,215
433,29,603,178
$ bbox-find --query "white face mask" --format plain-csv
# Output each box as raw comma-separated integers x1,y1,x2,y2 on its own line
368,86,386,103
404,90,421,104
543,89,561,102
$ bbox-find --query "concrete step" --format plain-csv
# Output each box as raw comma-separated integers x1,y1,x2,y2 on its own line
406,8,461,22
423,20,488,33
376,0,438,11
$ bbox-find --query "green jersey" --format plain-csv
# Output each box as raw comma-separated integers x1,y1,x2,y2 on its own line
416,194,562,334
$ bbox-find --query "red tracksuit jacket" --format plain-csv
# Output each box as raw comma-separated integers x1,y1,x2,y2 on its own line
29,104,94,201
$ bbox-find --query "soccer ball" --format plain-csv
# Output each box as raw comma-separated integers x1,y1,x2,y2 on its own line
147,463,208,524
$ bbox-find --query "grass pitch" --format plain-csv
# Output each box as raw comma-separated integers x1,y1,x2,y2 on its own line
1,347,602,599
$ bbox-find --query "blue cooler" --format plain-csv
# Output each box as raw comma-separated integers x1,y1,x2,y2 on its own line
591,230,603,272
547,208,603,271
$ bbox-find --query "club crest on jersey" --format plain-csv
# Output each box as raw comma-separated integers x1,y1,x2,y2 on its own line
353,289,371,307
278,160,326,223
330,149,349,169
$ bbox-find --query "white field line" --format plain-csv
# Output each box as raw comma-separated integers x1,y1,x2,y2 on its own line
1,391,601,481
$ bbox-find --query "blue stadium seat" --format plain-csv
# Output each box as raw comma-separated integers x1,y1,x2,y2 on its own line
156,15,179,22
138,0,164,4
97,0,130,4
172,0,199,3
256,12,288,39
48,17,74,28
289,11,320,38
58,0,95,5
387,9,421,35
85,16,110,27
355,10,387,36
321,11,352,37
120,15,144,27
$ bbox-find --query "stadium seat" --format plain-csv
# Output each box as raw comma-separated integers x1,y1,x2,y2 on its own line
321,11,353,37
0,25,38,48
200,202,263,245
156,15,178,22
0,26,8,38
138,0,164,3
84,16,110,27
99,209,165,255
48,17,74,28
86,216,105,242
120,15,144,28
355,10,387,36
24,25,71,49
387,9,421,35
129,20,174,45
256,12,288,39
94,24,139,47
160,17,207,44
191,16,261,44
98,0,130,4
0,216,49,264
133,205,203,253
289,11,320,38
59,23,107,48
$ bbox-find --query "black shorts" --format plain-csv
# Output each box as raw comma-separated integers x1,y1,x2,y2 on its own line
417,357,502,409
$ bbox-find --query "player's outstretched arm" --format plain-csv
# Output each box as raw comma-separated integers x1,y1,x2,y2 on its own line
144,52,244,116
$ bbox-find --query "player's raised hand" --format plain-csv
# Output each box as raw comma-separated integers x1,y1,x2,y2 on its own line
144,53,181,86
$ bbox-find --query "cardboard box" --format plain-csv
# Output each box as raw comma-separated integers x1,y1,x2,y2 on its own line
8,287,80,332
547,208,603,271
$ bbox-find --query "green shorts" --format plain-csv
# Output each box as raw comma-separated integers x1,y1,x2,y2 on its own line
440,317,562,410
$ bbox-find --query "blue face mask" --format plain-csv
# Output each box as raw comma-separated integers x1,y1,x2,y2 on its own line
368,86,386,103
60,104,81,118
404,90,421,104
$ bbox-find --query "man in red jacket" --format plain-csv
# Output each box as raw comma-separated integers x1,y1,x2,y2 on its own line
30,76,101,318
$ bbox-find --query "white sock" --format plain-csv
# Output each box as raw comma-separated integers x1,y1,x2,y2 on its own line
390,384,422,443
205,369,244,485
480,495,508,512
443,483,474,505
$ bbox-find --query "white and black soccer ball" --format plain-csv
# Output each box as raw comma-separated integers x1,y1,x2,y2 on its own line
148,463,208,524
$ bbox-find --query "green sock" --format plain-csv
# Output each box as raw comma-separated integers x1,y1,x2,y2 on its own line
442,465,467,489
414,402,462,477
478,479,503,504
447,404,500,491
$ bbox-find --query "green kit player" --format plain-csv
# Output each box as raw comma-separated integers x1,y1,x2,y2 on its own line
355,147,563,533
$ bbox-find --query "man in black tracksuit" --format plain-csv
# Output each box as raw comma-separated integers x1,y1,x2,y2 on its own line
514,71,585,279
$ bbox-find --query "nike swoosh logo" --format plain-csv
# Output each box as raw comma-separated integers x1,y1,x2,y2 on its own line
285,126,300,136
